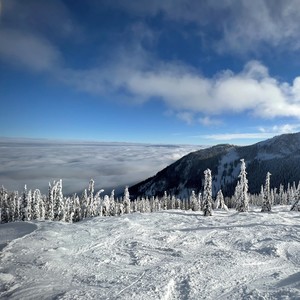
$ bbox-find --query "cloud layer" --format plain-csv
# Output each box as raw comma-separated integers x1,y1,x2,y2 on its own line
0,139,198,195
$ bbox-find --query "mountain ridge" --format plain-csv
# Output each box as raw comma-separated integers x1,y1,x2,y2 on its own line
129,132,300,198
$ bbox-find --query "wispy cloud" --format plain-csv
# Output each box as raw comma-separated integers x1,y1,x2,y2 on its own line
0,29,61,72
102,0,300,54
259,123,300,134
201,132,275,141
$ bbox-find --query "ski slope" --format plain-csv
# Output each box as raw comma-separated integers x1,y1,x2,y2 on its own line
0,206,300,299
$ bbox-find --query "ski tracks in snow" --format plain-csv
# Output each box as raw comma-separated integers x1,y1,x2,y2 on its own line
0,207,300,299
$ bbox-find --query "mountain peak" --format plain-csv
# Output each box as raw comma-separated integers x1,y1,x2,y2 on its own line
130,132,300,198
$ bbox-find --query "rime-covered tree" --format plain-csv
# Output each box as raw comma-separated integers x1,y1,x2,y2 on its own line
102,195,110,216
236,159,249,212
53,180,64,221
109,190,116,216
215,190,228,211
87,179,94,217
21,185,32,221
0,186,9,223
203,169,213,216
291,182,300,211
190,190,199,211
32,189,42,220
123,187,131,214
162,191,168,210
47,182,55,220
81,188,88,219
261,172,272,212
72,194,81,222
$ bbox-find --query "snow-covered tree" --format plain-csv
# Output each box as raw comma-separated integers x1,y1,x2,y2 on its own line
47,182,55,220
123,187,131,214
203,169,213,216
102,195,110,216
109,190,116,216
32,189,41,220
81,188,89,219
215,190,228,211
291,182,300,211
236,159,249,212
162,191,168,210
190,190,199,211
87,179,94,217
20,185,32,221
261,172,272,212
53,180,64,221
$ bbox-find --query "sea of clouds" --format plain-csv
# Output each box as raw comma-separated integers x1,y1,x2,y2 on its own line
0,139,200,196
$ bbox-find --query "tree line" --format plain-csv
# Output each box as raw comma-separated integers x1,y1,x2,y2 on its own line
0,159,300,224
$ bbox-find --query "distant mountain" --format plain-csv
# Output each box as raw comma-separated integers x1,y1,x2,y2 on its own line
129,132,300,198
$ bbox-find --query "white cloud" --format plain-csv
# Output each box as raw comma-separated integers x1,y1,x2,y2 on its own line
198,116,221,127
0,29,61,72
67,59,300,120
102,0,300,54
259,123,300,134
202,133,275,141
176,112,194,125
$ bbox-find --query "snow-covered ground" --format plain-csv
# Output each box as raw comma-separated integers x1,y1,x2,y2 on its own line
0,206,299,299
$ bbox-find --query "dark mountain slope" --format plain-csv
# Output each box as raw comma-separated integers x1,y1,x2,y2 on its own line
129,132,300,198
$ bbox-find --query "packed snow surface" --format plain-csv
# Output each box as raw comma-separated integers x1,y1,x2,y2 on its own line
0,206,300,299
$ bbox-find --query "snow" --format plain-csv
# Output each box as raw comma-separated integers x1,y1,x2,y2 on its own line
1,207,300,299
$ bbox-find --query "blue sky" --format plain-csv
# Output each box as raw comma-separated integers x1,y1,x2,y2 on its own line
1,1,300,145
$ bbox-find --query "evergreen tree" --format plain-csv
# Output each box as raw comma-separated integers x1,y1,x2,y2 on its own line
203,169,213,216
109,190,116,216
123,187,131,214
236,159,249,212
291,182,300,211
261,172,272,212
87,179,94,217
81,188,89,219
190,191,199,211
47,182,55,220
102,195,110,216
162,191,168,210
32,189,41,220
53,180,64,221
215,190,228,211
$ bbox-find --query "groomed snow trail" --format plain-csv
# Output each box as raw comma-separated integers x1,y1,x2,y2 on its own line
0,207,300,299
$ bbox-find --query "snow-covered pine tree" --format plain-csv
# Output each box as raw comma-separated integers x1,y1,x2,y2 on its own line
81,188,88,219
87,179,94,217
109,190,116,216
215,190,228,211
20,185,32,221
291,182,300,211
32,189,41,220
123,187,131,214
53,179,64,221
162,191,168,210
0,186,9,223
203,168,213,216
47,182,55,220
190,190,199,211
102,195,110,216
40,194,46,220
72,193,81,222
171,195,176,210
261,172,272,212
236,159,249,212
